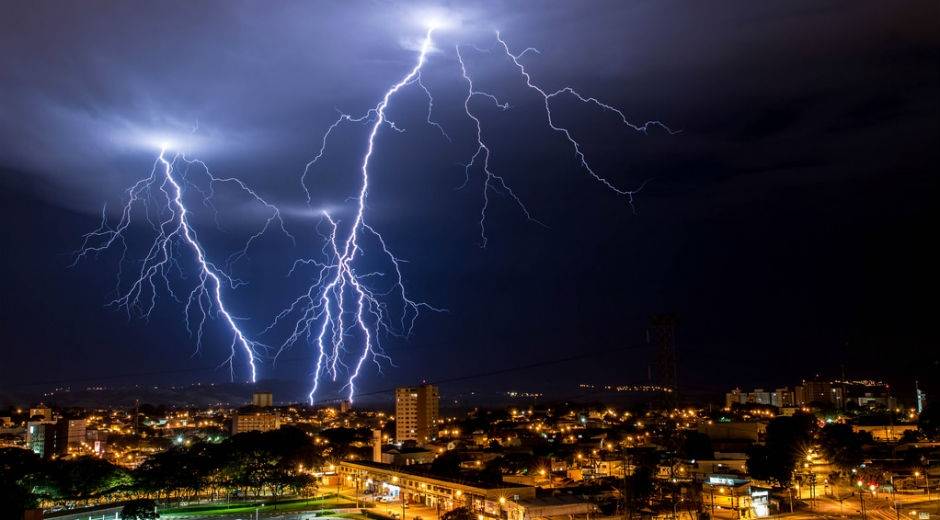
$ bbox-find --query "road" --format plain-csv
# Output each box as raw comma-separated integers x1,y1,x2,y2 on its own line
799,493,939,520
334,485,440,520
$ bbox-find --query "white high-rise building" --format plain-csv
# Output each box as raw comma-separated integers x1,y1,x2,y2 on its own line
916,381,928,414
395,384,439,444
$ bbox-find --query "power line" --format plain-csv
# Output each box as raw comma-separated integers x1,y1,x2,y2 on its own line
319,342,652,404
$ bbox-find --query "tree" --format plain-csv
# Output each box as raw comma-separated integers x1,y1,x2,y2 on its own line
442,507,476,520
430,450,464,477
900,429,923,444
0,448,43,518
134,447,216,500
919,405,940,438
121,498,160,519
626,464,655,513
680,431,714,461
479,457,505,484
820,423,866,471
222,426,320,501
46,456,130,505
748,415,816,485
499,452,538,475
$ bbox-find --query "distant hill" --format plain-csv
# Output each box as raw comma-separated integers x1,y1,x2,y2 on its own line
0,379,322,409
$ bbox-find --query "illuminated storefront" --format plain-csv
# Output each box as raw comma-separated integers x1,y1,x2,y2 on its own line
340,461,535,516
703,474,769,519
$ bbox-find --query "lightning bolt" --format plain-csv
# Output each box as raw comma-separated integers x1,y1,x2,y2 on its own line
456,44,541,247
273,27,446,404
73,148,291,382
457,33,678,242
278,27,672,404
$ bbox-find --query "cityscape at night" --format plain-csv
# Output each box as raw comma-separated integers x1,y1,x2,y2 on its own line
1,1,938,520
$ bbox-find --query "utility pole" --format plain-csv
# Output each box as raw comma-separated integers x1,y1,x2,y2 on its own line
891,476,900,520
732,487,737,520
623,451,630,520
811,473,817,509
649,314,679,407
622,465,628,520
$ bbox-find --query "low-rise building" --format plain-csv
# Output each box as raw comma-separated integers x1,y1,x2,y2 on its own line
231,411,280,434
703,474,769,518
340,460,535,515
504,496,597,520
698,421,766,442
853,424,918,442
29,406,53,421
382,446,437,466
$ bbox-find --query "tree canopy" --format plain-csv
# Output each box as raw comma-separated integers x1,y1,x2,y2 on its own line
748,414,816,485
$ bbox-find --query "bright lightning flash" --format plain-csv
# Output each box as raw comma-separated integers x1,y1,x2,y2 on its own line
272,28,446,405
73,147,292,382
279,26,673,404
460,32,678,241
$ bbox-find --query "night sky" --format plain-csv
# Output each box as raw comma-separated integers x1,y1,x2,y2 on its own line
1,1,938,404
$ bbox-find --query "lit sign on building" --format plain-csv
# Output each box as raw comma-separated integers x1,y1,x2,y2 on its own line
709,476,736,486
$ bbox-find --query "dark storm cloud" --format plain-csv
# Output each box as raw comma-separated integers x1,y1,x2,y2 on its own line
2,1,934,206
1,1,938,401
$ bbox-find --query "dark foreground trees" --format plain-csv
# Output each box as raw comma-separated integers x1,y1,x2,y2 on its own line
131,426,320,501
819,423,868,471
121,499,160,519
0,448,128,517
442,507,476,520
748,414,816,486
0,425,321,516
0,448,42,517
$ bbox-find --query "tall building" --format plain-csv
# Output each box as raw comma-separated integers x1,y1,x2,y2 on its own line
28,422,58,459
772,388,795,407
56,418,87,455
372,428,383,463
395,384,439,444
232,412,280,434
726,387,795,408
916,381,928,414
251,392,273,408
799,379,833,405
749,389,771,405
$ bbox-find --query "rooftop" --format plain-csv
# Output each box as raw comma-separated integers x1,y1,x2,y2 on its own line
341,460,534,490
